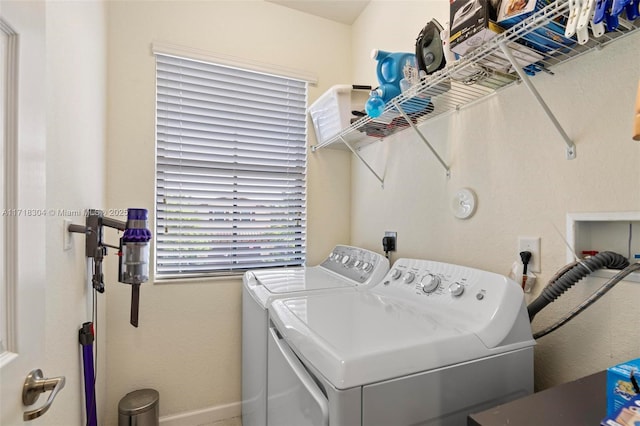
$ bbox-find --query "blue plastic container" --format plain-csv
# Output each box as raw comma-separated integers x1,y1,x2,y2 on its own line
369,49,432,116
373,50,415,102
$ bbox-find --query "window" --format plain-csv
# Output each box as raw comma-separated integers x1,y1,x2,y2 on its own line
155,53,308,278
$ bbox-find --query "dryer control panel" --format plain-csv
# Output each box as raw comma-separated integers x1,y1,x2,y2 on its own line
320,245,389,285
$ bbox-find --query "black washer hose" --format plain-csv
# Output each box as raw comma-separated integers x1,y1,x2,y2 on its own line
527,251,629,321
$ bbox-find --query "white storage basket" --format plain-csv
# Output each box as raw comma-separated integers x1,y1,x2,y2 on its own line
308,85,370,144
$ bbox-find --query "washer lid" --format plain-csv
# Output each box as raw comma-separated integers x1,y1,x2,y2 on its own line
245,266,356,308
269,291,526,390
252,267,356,293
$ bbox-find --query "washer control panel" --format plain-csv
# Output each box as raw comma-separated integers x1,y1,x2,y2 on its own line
370,258,531,350
374,258,521,315
320,245,389,285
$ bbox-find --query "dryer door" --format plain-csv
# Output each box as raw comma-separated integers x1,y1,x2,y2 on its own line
267,327,329,426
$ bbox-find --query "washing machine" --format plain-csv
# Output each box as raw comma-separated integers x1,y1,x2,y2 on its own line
267,258,536,426
242,245,389,426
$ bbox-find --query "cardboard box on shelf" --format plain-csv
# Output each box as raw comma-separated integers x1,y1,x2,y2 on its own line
497,0,575,53
497,0,537,26
450,0,499,56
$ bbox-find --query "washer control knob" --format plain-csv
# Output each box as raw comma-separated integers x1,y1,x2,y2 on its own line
421,274,441,293
341,255,350,265
449,282,465,297
390,268,402,280
363,262,373,272
333,254,342,262
353,260,362,269
402,272,416,284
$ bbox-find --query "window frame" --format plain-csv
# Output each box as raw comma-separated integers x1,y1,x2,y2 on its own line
153,49,312,280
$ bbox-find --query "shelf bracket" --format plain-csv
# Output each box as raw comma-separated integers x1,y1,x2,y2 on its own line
498,41,576,160
392,100,451,177
338,135,385,187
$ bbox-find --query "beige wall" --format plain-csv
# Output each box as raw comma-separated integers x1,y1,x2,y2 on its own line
44,0,108,424
105,1,352,423
351,1,640,390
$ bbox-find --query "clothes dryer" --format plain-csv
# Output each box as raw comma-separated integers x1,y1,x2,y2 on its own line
242,245,389,426
267,258,535,426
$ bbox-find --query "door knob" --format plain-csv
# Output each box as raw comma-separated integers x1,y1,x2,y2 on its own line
22,369,66,421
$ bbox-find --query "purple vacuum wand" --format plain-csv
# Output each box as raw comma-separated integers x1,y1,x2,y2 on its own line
69,208,152,327
79,322,97,426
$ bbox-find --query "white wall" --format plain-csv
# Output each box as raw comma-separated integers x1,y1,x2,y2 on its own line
45,0,107,424
351,0,640,390
105,1,352,423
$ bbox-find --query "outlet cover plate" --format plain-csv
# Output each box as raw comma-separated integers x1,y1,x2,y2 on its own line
63,219,72,251
518,236,540,273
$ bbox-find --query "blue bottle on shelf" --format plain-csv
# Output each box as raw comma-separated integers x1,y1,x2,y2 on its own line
365,90,386,118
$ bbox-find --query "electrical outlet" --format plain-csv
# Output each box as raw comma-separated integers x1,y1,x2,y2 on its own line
63,219,72,251
518,236,540,273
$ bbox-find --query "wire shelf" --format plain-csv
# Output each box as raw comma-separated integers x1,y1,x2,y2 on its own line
312,0,640,153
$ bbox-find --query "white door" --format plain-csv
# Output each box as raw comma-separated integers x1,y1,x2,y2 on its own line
0,1,51,424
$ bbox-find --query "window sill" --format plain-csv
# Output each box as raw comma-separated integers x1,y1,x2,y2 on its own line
153,274,243,285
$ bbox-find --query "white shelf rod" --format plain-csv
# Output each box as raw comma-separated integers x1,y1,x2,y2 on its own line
391,99,451,177
498,41,576,160
338,135,385,187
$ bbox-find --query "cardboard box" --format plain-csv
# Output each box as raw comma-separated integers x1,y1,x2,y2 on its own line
497,0,537,27
450,0,498,56
605,359,640,419
601,395,640,426
497,0,575,53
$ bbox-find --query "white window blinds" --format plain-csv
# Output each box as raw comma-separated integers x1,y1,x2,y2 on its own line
155,53,307,278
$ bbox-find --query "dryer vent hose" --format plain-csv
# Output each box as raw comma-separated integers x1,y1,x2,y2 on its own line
527,251,629,322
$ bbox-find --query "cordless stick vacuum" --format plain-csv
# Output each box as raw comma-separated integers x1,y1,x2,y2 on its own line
69,209,152,425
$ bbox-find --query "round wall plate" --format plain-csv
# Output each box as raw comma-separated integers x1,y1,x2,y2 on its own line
451,188,477,219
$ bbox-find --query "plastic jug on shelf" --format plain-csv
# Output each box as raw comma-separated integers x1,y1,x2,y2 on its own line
372,49,416,102
366,49,432,118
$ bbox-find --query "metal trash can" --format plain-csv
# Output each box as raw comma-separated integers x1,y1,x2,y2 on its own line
118,388,159,426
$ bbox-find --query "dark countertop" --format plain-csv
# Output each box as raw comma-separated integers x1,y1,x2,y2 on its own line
468,371,606,426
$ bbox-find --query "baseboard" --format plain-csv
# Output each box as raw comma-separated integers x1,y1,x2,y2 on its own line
159,401,241,426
